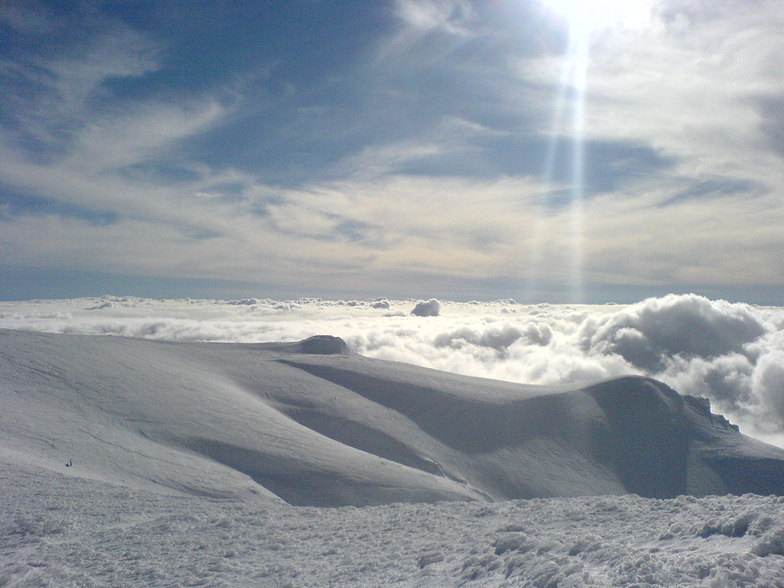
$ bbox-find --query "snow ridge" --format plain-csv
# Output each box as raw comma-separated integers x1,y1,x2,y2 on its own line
1,329,783,507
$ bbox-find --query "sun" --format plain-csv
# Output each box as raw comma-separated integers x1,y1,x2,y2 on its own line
541,0,653,33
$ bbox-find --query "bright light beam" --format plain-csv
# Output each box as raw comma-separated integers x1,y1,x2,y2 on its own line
568,26,589,303
543,0,653,33
526,21,590,302
523,41,573,301
526,0,654,301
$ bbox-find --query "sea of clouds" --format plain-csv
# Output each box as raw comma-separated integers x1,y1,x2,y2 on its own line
2,293,783,446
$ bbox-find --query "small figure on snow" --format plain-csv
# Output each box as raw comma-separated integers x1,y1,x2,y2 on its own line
65,458,72,467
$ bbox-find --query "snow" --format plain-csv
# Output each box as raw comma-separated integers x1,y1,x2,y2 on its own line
2,318,784,585
3,328,783,504
3,458,784,586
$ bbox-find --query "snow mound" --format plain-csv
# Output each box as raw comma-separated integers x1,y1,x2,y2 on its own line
296,335,350,354
1,329,782,507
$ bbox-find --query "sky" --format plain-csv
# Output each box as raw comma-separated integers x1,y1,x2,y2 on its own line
1,0,783,303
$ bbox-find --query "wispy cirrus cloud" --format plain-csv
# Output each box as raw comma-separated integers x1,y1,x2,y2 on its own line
585,0,784,182
0,8,161,155
1,0,783,302
393,0,473,35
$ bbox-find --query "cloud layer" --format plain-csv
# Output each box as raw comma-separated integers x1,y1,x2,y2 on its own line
2,294,783,446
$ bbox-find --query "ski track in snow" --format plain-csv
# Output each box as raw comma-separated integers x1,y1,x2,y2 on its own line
3,459,784,587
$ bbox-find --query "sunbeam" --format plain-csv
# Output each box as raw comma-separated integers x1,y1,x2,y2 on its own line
527,0,654,301
523,40,573,302
568,25,589,302
525,18,590,302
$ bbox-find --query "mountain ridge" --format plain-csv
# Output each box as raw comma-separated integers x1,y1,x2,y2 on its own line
1,329,782,506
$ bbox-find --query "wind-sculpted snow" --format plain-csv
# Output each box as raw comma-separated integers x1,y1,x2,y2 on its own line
3,458,784,586
1,329,782,508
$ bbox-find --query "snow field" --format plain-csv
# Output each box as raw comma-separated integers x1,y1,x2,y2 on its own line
3,459,784,587
3,329,782,507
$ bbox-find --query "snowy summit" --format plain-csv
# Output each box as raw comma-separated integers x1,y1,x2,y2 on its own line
3,329,782,505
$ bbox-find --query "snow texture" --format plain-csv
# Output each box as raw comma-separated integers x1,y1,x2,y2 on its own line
2,328,784,585
3,458,784,586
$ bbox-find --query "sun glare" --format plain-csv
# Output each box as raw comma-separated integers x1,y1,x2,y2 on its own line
542,0,652,33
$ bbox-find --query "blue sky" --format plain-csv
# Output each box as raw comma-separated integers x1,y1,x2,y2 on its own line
1,0,782,303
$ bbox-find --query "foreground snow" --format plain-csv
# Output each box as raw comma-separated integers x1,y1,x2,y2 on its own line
3,458,784,586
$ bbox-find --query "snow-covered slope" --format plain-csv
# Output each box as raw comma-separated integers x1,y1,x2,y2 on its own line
4,459,784,587
2,329,782,507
